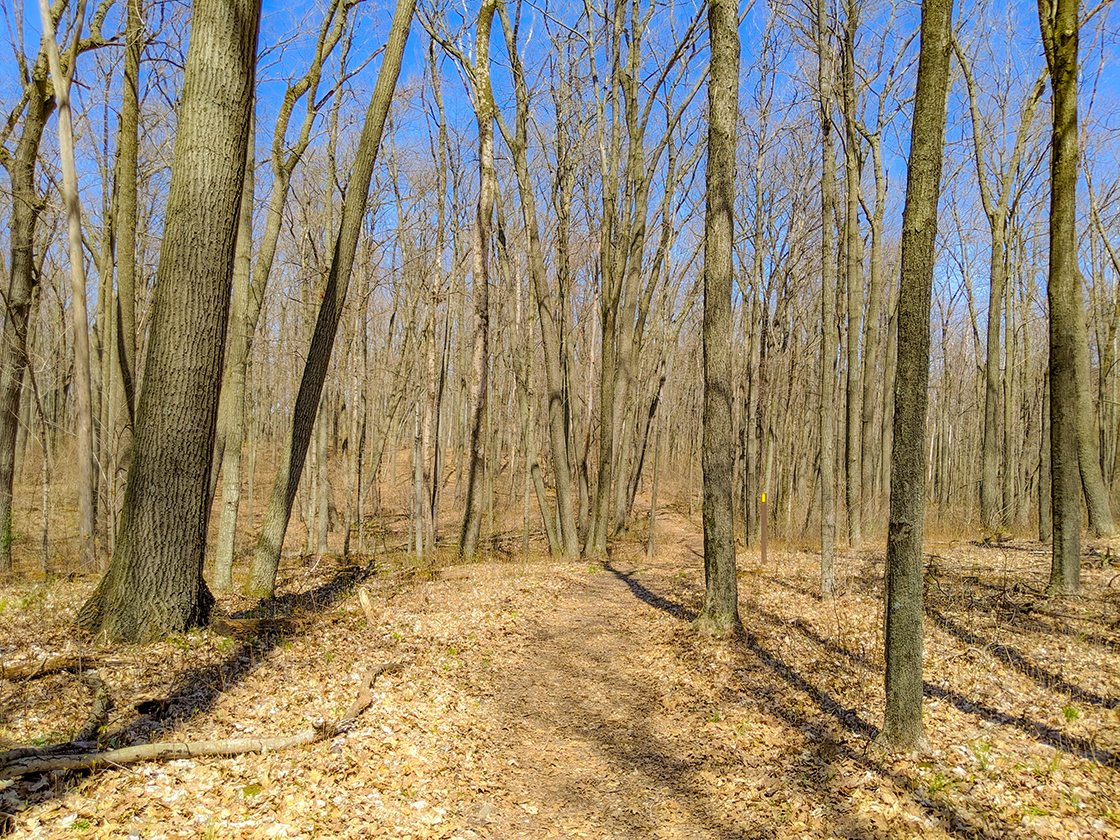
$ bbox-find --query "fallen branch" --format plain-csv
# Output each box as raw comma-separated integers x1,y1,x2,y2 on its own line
1,653,99,681
0,660,404,779
72,670,113,744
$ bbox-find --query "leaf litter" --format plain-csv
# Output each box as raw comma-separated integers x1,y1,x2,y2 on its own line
1,512,1118,839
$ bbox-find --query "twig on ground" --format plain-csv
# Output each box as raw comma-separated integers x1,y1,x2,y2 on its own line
0,659,405,779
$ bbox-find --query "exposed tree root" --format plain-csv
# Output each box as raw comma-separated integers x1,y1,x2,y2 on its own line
0,660,404,779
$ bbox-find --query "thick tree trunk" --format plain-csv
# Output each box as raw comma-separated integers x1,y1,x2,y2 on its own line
1039,0,1083,594
878,0,953,752
77,0,261,641
246,0,415,596
695,0,740,637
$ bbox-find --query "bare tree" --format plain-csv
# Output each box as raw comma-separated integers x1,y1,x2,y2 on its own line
815,0,838,598
246,0,415,597
879,0,954,752
77,0,260,640
1039,0,1085,593
696,0,741,636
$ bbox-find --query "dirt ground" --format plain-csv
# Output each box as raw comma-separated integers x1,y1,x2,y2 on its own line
2,510,1119,839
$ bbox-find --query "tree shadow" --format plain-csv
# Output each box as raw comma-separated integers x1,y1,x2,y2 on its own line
1,560,375,809
750,602,1119,768
602,561,1112,838
926,606,1120,710
603,561,697,621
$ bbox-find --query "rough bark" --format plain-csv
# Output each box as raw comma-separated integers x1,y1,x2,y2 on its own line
695,0,740,637
213,152,255,591
77,0,261,641
246,0,415,597
878,0,953,753
1039,0,1083,594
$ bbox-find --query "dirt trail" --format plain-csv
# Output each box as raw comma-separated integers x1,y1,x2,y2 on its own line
473,530,758,840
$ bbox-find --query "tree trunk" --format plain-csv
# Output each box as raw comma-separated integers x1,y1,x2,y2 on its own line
841,0,863,549
695,0,740,637
246,0,415,597
213,152,255,591
816,0,838,599
0,59,54,572
497,4,578,558
77,0,261,641
459,0,498,561
878,0,953,752
1039,0,1083,594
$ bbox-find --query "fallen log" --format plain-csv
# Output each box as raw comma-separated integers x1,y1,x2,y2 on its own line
0,659,403,779
1,654,99,681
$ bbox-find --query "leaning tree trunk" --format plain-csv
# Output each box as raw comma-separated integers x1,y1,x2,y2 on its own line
497,4,578,559
245,0,415,597
1039,0,1084,594
212,150,255,591
77,0,261,641
878,0,953,753
695,0,740,637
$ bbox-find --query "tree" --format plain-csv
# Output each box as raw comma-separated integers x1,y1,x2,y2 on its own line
37,0,96,569
695,0,740,637
212,0,357,589
1038,0,1084,593
879,0,954,752
954,32,1047,533
816,0,838,599
245,0,416,598
459,0,498,560
77,0,261,640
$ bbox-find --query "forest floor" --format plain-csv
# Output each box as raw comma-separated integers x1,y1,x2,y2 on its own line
1,509,1120,839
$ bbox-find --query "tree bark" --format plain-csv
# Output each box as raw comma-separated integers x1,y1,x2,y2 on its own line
246,0,415,597
841,0,864,549
878,0,953,752
695,0,740,637
1039,0,1083,594
816,0,838,599
38,0,96,569
459,0,498,561
77,0,261,641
